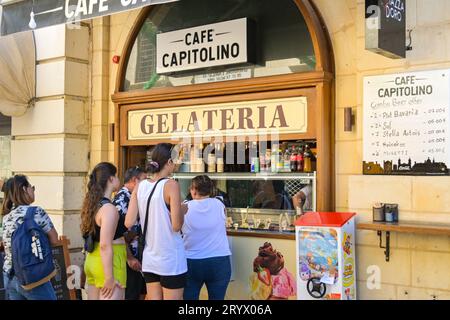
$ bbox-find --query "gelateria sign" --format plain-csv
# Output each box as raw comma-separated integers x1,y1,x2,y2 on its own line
128,97,308,141
156,18,255,74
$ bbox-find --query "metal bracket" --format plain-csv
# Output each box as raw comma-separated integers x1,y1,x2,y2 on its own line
377,231,390,262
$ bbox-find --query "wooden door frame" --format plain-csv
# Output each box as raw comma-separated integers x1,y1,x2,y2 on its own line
111,0,335,211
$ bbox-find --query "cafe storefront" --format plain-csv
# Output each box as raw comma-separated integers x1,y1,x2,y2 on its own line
1,0,449,300
111,0,334,300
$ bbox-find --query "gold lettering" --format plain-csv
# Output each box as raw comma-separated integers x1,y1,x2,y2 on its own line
157,114,169,134
140,115,153,134
171,113,179,132
187,112,200,132
238,108,254,129
221,109,235,130
203,110,218,131
270,105,288,128
257,106,267,129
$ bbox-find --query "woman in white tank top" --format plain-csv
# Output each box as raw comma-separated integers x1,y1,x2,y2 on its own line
125,143,186,300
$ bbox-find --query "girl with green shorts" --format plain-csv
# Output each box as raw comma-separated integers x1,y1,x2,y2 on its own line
81,162,128,300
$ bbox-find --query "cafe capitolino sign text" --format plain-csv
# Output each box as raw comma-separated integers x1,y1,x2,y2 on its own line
156,18,255,74
127,97,308,141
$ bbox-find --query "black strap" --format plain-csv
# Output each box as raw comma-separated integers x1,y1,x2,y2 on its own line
100,197,111,207
141,178,168,249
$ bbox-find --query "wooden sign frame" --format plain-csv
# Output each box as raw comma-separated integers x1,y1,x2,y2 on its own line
52,236,77,301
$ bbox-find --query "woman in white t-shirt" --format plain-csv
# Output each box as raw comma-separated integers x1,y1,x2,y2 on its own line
125,143,186,300
181,175,232,300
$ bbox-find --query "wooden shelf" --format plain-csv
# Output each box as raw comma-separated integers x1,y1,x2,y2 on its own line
358,221,450,236
357,221,450,262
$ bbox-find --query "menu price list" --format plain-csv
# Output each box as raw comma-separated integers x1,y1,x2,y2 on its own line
363,70,450,175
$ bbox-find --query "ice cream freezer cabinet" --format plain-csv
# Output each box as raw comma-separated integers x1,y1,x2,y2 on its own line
295,212,357,300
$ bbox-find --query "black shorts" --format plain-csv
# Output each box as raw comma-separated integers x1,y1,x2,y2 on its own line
125,266,147,300
143,272,187,290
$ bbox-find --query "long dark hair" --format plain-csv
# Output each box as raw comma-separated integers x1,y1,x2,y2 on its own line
80,162,117,236
147,143,173,174
2,175,32,215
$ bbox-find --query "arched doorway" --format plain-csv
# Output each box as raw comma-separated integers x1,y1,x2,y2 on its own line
112,0,335,211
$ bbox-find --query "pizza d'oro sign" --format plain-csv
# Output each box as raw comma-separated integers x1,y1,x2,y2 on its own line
128,97,308,141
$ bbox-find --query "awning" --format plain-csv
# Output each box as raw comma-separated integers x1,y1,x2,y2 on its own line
0,30,35,117
0,0,178,36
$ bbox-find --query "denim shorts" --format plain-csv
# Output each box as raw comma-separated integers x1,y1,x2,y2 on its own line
3,272,57,300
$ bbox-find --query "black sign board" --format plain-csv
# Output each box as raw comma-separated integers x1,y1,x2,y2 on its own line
51,239,74,301
365,0,406,59
1,0,178,36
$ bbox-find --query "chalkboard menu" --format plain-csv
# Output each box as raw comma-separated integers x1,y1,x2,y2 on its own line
363,69,450,176
51,240,73,300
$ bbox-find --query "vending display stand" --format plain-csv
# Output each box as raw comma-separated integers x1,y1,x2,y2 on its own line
295,212,356,300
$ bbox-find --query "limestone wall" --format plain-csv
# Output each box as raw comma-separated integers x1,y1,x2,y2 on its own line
11,24,90,267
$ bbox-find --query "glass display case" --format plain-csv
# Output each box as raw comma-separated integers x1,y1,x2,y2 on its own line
173,172,316,235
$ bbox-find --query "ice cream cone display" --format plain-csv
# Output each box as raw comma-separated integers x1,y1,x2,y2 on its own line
249,271,272,300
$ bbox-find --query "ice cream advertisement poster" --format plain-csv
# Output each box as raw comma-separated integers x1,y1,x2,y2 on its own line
249,242,297,300
298,228,339,285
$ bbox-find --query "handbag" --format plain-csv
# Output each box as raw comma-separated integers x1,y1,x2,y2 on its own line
83,233,95,253
137,178,167,262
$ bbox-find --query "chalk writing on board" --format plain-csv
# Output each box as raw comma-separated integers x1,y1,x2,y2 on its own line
363,70,450,176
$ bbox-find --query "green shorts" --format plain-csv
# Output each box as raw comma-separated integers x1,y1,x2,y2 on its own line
84,243,127,289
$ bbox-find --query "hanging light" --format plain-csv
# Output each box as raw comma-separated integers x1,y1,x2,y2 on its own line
29,0,36,29
29,11,37,29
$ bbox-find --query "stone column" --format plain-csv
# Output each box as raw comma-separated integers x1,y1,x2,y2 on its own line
90,16,110,168
11,24,90,267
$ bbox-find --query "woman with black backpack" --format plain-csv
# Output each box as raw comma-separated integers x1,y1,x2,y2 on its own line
2,175,59,300
81,162,127,300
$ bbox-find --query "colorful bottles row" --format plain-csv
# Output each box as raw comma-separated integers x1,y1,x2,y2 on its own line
171,141,316,173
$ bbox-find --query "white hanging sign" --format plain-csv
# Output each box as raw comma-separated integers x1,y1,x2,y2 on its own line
363,69,450,175
156,18,254,74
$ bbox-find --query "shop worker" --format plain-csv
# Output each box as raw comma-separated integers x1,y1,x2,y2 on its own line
125,143,186,300
113,166,147,300
181,175,232,300
81,162,127,300
2,175,59,300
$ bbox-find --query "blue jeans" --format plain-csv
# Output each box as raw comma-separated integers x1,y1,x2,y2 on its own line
184,256,231,300
3,272,57,300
